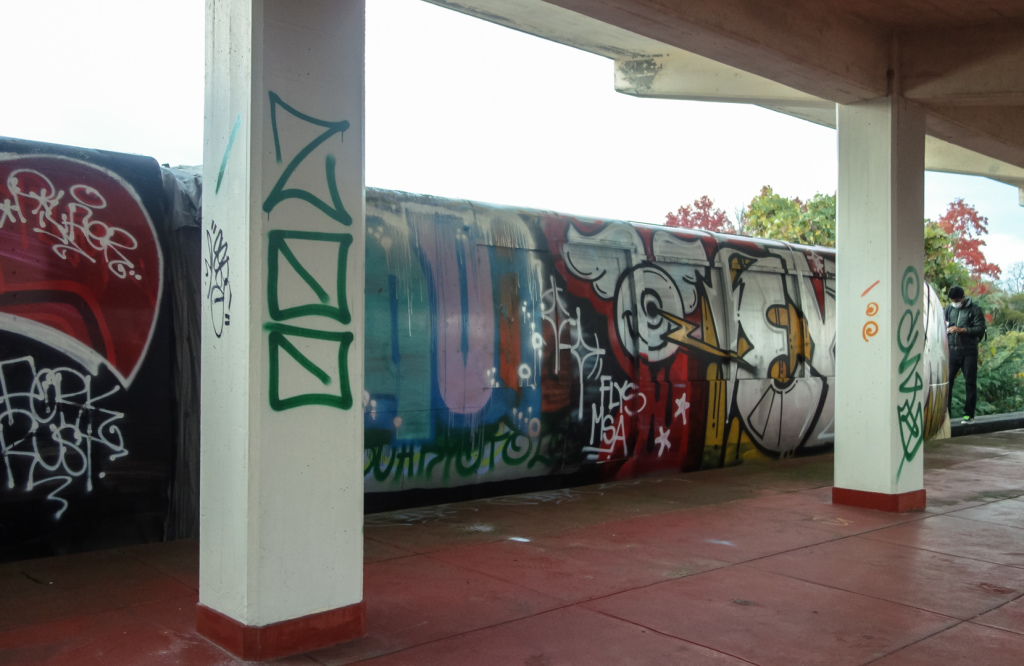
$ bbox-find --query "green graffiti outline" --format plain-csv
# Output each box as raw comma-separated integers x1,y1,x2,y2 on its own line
265,322,354,411
262,91,352,225
266,230,352,324
896,265,924,479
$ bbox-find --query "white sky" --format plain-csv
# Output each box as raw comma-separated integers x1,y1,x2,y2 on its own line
3,0,1022,273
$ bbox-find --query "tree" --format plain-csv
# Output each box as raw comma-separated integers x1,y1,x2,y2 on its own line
950,330,1024,416
740,186,836,247
923,220,970,297
936,198,1001,281
665,195,735,233
989,290,1024,332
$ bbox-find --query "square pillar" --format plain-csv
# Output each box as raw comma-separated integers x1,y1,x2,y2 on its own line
834,95,927,512
198,0,366,659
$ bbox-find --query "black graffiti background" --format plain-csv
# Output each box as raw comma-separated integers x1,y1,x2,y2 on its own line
0,138,176,561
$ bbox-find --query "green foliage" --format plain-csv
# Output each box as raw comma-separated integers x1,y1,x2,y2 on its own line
924,220,971,298
741,187,836,247
950,330,1024,416
986,290,1024,333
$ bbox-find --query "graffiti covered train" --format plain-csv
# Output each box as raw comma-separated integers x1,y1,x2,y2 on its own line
0,136,947,558
363,188,948,499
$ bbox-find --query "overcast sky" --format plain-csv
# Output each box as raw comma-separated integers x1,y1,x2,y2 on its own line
3,0,1022,272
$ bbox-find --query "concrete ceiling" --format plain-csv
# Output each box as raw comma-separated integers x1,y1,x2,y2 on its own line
426,0,1024,198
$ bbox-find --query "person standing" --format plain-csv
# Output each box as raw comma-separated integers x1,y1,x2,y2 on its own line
945,285,986,423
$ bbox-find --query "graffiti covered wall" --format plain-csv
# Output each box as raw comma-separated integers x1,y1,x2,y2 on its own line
0,138,177,560
363,188,948,500
0,136,950,556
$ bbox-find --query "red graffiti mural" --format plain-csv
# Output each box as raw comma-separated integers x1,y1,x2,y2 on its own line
0,155,163,385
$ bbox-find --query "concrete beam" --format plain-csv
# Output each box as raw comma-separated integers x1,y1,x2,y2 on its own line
759,104,836,128
924,136,1024,192
926,105,1024,171
902,25,1024,107
751,106,1024,201
427,0,890,103
614,52,831,107
535,0,889,103
424,0,668,59
426,0,1023,195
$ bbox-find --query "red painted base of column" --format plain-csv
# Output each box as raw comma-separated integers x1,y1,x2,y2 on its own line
196,601,365,661
832,487,926,513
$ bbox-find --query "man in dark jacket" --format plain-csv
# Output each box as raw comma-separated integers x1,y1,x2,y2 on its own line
945,285,986,423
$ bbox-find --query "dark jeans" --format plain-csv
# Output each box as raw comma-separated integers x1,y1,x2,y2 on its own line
948,347,978,418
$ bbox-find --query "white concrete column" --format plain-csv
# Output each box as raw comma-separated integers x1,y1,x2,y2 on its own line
198,0,365,659
834,95,927,512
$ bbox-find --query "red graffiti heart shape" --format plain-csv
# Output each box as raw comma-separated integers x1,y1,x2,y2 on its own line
0,155,163,386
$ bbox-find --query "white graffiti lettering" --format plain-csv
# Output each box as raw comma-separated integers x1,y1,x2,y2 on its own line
0,169,142,280
584,375,646,460
536,274,606,413
540,277,607,419
0,357,127,519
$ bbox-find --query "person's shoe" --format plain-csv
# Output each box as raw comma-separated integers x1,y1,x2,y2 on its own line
962,415,974,423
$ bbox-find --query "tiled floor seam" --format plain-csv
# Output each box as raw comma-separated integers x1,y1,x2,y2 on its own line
448,530,853,613
581,606,761,665
792,516,928,540
373,503,850,564
739,531,1024,599
407,501,870,599
855,538,1024,572
965,618,1024,638
861,619,970,664
388,493,784,558
414,517,864,607
930,513,1024,533
965,591,1024,630
706,528,862,568
731,561,990,624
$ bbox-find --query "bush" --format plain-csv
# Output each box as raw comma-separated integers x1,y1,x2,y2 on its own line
950,330,1024,416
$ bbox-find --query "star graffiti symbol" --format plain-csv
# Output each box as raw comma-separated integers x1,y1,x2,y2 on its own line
655,426,672,457
674,393,691,425
808,252,825,274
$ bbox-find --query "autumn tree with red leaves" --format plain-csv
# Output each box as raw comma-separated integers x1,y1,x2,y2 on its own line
665,196,736,234
937,198,1001,281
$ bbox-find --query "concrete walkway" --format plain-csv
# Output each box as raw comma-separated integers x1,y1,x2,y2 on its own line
3,431,1024,664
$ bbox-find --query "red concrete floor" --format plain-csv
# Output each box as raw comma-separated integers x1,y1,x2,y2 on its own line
4,432,1024,665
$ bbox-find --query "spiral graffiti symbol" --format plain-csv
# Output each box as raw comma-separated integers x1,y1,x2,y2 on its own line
865,302,879,317
901,266,921,306
862,321,879,342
